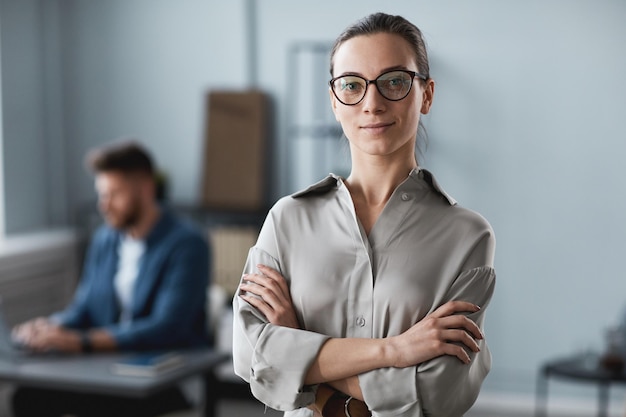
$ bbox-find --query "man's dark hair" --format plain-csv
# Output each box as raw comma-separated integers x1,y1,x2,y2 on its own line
86,140,155,176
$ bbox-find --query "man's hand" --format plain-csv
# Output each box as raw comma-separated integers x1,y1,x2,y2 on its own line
239,264,300,329
12,318,81,353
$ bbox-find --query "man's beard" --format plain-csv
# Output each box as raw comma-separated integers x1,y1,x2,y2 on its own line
119,205,141,230
105,200,142,231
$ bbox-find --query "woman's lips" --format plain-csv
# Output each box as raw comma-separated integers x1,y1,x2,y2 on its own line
361,122,394,133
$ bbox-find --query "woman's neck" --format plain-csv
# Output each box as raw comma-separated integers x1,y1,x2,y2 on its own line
344,153,417,236
346,155,417,206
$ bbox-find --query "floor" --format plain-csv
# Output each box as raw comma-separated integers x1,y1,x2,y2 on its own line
216,400,626,417
218,401,516,417
214,400,532,417
2,384,623,417
218,401,498,417
0,387,530,417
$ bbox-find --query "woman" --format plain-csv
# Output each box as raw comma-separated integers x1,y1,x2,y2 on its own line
233,12,495,417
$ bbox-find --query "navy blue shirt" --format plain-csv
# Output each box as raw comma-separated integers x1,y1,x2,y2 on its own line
54,209,210,350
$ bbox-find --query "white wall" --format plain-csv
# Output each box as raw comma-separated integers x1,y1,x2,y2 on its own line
2,0,626,401
57,0,250,213
0,1,4,237
1,0,52,233
409,0,626,393
0,0,69,233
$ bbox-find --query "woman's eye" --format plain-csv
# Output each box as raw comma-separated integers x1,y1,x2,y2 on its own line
341,79,363,92
381,77,406,90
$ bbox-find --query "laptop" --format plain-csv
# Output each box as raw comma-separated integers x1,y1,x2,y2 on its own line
0,300,43,358
0,306,21,358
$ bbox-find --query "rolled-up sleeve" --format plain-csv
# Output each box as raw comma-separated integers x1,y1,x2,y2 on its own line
233,246,330,411
359,266,495,417
418,266,495,416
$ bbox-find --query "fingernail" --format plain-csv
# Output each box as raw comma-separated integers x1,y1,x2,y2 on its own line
257,264,265,269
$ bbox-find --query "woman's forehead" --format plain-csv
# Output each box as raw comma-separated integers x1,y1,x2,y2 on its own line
332,33,416,77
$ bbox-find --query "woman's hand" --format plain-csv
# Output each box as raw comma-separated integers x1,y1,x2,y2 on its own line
240,267,369,414
387,301,483,367
239,264,300,329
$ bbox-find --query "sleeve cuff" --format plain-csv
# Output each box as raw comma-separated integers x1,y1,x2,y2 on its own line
359,366,420,416
248,322,330,411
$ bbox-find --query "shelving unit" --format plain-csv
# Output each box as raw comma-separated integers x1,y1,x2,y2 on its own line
285,41,348,192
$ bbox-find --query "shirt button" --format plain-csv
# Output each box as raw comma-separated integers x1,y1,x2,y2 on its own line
356,316,366,327
401,193,411,201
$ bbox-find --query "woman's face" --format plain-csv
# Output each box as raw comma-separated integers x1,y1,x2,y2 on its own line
330,32,434,160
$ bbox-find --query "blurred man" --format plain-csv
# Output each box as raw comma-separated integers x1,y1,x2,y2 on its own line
11,140,210,417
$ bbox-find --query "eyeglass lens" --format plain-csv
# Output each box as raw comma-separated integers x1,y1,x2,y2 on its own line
331,70,414,105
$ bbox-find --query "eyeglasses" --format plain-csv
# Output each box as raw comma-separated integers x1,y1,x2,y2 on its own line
329,69,427,106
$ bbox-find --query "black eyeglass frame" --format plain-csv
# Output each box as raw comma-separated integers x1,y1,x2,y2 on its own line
329,69,428,106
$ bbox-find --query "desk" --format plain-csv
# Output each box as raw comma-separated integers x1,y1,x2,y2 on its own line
535,354,626,417
0,349,229,417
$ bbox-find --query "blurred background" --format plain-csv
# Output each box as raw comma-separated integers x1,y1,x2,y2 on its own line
1,0,626,415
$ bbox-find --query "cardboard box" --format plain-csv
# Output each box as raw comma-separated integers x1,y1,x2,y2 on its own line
201,91,269,211
209,226,259,296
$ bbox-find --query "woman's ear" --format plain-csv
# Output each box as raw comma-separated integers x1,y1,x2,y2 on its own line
420,79,435,114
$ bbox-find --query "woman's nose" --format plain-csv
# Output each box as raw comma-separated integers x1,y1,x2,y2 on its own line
361,83,386,113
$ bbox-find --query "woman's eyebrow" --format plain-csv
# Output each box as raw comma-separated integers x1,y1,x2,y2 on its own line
379,65,410,73
334,65,411,79
334,71,364,78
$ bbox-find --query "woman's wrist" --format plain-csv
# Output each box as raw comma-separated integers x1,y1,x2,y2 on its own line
314,384,336,414
321,389,349,417
321,389,371,417
381,335,399,368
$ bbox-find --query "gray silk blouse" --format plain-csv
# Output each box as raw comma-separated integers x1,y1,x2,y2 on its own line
233,168,496,417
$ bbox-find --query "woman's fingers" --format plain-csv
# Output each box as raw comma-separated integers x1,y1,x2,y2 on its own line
241,268,290,299
430,300,480,319
240,289,300,328
239,267,300,329
240,293,271,317
256,265,291,298
241,272,273,291
441,328,481,353
391,300,486,367
428,300,484,341
240,282,277,306
440,340,472,364
241,273,287,306
438,314,484,340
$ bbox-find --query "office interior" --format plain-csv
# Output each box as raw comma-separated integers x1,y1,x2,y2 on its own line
1,0,626,416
